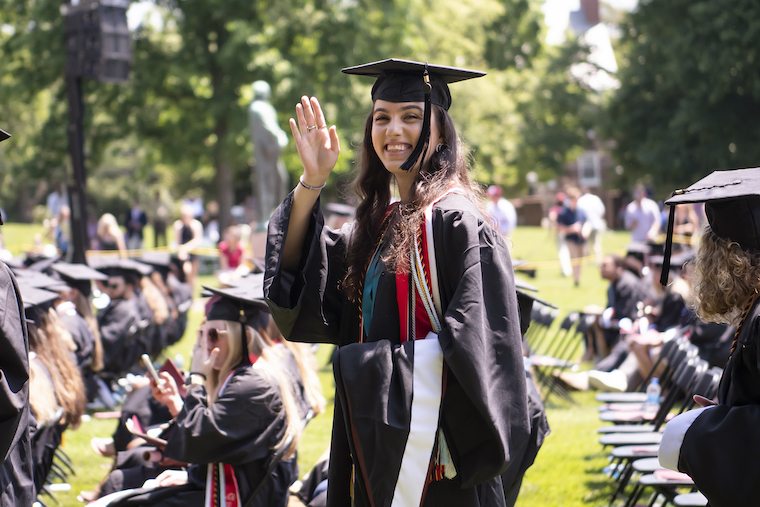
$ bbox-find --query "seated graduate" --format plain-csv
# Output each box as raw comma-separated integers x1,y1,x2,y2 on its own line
91,258,147,378
658,169,760,507
138,252,187,350
92,281,302,507
20,281,86,494
50,261,109,401
222,273,326,425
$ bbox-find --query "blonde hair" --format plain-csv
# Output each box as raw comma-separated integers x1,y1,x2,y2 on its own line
267,318,325,417
205,321,302,459
97,213,123,239
29,357,62,426
693,227,760,324
141,277,169,325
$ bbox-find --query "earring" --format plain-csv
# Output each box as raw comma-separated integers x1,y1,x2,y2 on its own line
436,143,446,153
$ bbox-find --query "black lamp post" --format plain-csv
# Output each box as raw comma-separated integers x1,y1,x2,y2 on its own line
62,0,131,263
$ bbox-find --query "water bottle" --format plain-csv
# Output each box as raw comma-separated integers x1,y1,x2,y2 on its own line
644,378,661,414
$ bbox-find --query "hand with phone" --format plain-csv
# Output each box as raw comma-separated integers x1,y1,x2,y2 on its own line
148,356,184,417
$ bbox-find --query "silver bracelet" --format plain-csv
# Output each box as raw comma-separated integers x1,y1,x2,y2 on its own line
299,176,327,191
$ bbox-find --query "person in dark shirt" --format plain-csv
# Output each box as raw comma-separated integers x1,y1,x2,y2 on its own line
556,187,591,287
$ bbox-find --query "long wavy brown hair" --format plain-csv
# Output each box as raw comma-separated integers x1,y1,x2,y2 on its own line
342,104,484,301
693,227,760,324
28,310,87,428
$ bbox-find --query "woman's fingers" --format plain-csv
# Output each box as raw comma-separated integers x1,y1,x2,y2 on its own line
329,125,340,154
301,95,317,128
312,97,327,128
289,118,301,141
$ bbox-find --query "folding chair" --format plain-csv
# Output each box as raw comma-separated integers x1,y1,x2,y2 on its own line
595,335,685,405
602,355,707,505
526,306,559,355
530,312,581,404
620,368,722,507
674,492,707,506
541,313,597,405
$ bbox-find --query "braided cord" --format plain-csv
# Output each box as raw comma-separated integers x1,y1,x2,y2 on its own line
729,290,759,359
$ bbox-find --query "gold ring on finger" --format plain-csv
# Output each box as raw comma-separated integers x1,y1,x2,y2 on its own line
306,125,317,132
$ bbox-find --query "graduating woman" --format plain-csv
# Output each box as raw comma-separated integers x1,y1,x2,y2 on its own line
658,169,760,507
265,59,530,507
93,282,301,507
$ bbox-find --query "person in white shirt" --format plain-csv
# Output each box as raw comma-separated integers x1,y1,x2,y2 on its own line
577,189,606,265
485,185,517,237
625,185,660,243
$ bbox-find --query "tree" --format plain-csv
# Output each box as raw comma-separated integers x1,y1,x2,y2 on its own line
604,0,760,195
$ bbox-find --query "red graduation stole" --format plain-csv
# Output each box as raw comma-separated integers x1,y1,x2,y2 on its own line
206,462,240,507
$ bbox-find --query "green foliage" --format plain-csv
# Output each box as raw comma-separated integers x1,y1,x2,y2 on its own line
603,0,760,196
1,0,596,220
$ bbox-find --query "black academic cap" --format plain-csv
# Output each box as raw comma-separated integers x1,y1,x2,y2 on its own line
27,255,61,274
136,252,172,279
17,281,59,328
90,257,152,283
342,58,485,171
202,274,269,369
13,270,71,293
0,128,9,143
51,262,108,298
660,168,760,285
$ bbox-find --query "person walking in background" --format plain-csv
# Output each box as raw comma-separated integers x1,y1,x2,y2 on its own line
577,188,606,265
151,190,172,249
94,213,127,259
485,184,517,237
46,182,68,220
548,192,572,277
173,205,203,292
557,187,590,286
625,184,661,243
125,199,148,252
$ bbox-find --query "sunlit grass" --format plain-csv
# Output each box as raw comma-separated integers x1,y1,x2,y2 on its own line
4,222,637,506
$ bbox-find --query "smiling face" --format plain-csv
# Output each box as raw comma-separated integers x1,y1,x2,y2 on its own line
370,100,441,177
204,320,230,371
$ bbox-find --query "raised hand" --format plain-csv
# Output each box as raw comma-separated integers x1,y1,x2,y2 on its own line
289,96,340,186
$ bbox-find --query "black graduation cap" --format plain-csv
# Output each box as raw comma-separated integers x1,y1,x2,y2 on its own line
17,280,59,328
51,262,108,298
137,252,172,279
202,273,270,369
13,270,71,293
27,255,61,274
90,257,152,284
0,128,9,143
661,168,760,285
342,58,485,171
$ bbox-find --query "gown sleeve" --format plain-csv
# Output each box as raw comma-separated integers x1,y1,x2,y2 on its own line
431,196,531,487
264,191,354,345
667,312,760,507
163,369,285,466
0,263,29,462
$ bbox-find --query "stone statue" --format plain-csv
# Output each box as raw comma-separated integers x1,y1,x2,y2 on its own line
248,80,289,221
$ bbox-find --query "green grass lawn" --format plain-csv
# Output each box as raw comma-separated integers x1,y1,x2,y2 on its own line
4,223,638,506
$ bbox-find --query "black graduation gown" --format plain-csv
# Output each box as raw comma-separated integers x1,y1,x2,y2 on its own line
0,262,35,506
265,192,530,507
97,297,141,376
138,366,296,507
677,298,760,507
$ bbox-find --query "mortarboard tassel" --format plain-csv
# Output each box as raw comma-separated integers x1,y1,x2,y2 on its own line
400,66,432,172
238,307,252,368
660,201,677,287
